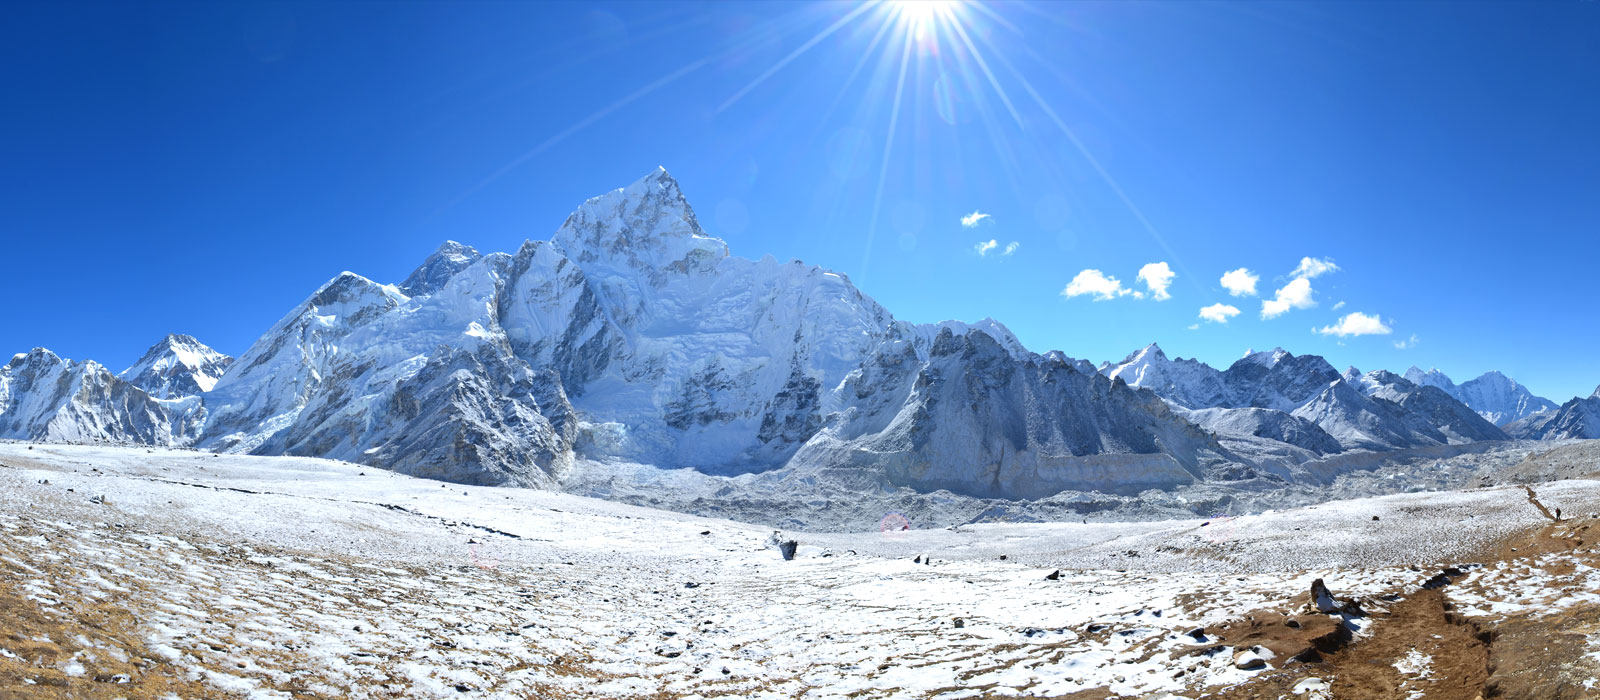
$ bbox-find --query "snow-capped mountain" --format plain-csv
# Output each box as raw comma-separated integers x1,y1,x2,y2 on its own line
1101,344,1232,409
1505,391,1600,440
1402,367,1556,426
120,334,234,400
0,349,187,443
193,168,1157,495
0,168,1587,504
1100,347,1506,457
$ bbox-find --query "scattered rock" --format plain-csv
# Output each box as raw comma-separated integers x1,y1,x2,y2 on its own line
953,618,965,628
777,539,798,561
1185,626,1207,641
998,554,1008,561
699,530,711,535
1045,569,1061,581
89,494,107,505
1372,515,1380,521
684,582,699,589
1233,648,1267,670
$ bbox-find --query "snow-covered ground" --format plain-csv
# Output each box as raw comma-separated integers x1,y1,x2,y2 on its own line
3,444,1599,698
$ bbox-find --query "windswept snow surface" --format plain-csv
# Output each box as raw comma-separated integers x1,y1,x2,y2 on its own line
4,444,1599,698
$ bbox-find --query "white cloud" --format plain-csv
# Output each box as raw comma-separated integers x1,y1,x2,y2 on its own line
1187,323,1200,330
1393,333,1420,350
1291,256,1340,279
1136,262,1176,301
1332,300,1346,310
1261,277,1316,319
961,211,991,228
1316,311,1393,337
1062,269,1131,301
974,239,1019,257
1198,303,1241,324
1219,268,1258,297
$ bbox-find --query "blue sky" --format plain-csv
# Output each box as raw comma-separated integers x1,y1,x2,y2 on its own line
3,1,1597,400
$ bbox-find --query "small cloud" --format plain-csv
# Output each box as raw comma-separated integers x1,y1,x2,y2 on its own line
1261,277,1316,319
961,211,991,228
1198,303,1241,324
1316,311,1393,337
1332,300,1346,310
1291,256,1340,279
1219,268,1258,297
1062,269,1131,301
1393,333,1420,350
974,239,1019,257
1136,262,1176,301
1187,323,1201,330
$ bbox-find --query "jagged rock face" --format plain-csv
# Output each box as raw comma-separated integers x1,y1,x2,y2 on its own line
0,349,178,443
358,347,577,487
497,240,620,393
1359,371,1507,444
1222,352,1343,412
789,330,1223,499
1184,407,1343,457
1293,375,1505,451
120,334,234,400
1506,395,1600,440
1403,367,1557,425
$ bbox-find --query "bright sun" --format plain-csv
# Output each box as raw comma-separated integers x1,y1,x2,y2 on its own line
893,0,957,27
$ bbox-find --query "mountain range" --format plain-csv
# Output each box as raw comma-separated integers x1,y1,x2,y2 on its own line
3,168,1594,503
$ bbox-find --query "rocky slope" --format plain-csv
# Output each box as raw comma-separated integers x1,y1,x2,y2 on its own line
1505,390,1600,440
1404,366,1557,426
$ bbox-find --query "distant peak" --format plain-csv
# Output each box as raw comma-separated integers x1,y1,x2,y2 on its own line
401,241,483,296
7,347,64,369
1592,385,1600,399
1240,347,1290,368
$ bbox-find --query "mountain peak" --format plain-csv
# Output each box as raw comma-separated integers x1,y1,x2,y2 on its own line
121,334,234,399
1592,385,1599,399
401,240,483,296
1240,347,1290,368
551,166,728,279
7,347,63,370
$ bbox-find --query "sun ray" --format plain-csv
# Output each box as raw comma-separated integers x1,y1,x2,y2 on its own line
973,26,1198,290
816,5,901,132
859,23,917,279
716,1,881,115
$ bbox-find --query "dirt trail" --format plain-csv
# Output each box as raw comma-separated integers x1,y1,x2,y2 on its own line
1204,511,1600,700
1523,485,1560,522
